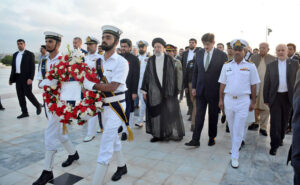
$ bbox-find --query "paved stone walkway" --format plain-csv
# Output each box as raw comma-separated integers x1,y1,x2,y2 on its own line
0,67,294,185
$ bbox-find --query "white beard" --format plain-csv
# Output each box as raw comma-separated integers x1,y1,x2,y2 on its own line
154,52,163,57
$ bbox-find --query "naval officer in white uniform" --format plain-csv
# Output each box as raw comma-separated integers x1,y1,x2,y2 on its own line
218,39,260,168
33,32,80,185
84,25,130,185
83,36,102,142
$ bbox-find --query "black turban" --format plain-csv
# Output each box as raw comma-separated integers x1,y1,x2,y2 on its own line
152,37,166,48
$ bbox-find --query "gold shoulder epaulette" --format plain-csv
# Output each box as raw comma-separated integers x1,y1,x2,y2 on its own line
224,59,233,64
247,60,254,64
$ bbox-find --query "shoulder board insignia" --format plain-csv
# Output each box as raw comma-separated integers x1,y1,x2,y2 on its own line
224,59,233,64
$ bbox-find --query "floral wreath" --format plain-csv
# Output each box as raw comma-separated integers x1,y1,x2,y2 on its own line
43,46,102,133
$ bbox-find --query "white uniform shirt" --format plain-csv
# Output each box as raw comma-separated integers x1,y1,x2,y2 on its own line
187,49,195,63
84,52,101,69
84,52,129,93
16,50,24,73
38,52,82,101
138,53,148,89
37,53,61,81
218,59,260,96
277,59,288,92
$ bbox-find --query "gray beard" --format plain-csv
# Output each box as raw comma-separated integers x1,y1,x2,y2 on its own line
154,52,163,57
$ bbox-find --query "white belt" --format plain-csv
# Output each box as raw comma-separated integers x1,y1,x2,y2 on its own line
103,94,125,103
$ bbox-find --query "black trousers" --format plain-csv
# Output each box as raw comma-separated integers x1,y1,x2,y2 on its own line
125,91,132,125
186,91,193,112
270,92,291,149
192,95,219,141
15,75,40,114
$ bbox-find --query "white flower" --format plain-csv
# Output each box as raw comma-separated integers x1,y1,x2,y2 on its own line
51,85,57,89
47,87,50,91
62,74,65,78
59,66,64,69
95,102,103,108
74,69,79,73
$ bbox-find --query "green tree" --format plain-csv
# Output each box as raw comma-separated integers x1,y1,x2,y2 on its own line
1,55,13,66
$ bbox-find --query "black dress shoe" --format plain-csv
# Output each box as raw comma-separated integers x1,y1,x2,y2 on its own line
32,170,53,185
239,141,245,151
150,137,162,143
111,165,127,181
190,125,195,132
248,123,259,131
226,124,230,133
280,140,283,146
208,138,216,146
62,151,79,167
259,129,268,136
221,115,226,124
17,113,29,119
188,116,192,121
0,106,5,110
121,133,127,141
118,126,123,133
185,140,200,147
36,106,42,115
269,148,277,156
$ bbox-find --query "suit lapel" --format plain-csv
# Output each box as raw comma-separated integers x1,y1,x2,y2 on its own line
199,50,205,71
274,60,279,89
286,59,291,88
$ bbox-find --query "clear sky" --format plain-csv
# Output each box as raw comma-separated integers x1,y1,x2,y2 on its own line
0,0,299,55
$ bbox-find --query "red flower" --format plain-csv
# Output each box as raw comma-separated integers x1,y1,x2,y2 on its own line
58,56,62,60
80,106,87,112
64,55,69,62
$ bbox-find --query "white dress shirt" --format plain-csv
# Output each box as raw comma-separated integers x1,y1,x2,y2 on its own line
16,50,24,73
277,59,288,92
203,48,214,67
155,53,164,85
187,49,195,63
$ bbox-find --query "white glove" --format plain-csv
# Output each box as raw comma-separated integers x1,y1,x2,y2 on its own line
39,79,58,88
83,78,96,91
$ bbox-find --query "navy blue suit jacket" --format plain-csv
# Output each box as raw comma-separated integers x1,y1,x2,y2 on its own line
192,48,227,100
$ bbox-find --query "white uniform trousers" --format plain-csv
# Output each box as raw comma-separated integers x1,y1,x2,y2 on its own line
97,102,126,165
87,115,98,137
137,91,146,123
44,105,69,151
224,94,250,159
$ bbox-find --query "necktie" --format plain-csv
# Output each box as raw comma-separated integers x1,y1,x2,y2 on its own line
204,52,210,71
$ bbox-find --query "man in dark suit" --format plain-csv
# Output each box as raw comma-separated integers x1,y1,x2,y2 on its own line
120,38,140,140
9,39,41,119
292,70,300,185
181,38,200,118
288,43,300,64
264,44,299,155
185,33,228,147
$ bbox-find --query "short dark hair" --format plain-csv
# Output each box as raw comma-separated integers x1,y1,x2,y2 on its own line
17,39,25,43
41,45,46,49
217,43,224,47
253,48,259,51
189,38,197,44
287,43,296,51
201,33,215,43
185,46,189,50
73,37,82,43
120,38,132,47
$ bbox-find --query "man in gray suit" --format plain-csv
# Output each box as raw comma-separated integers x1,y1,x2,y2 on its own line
248,42,275,136
264,44,299,155
292,70,300,185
